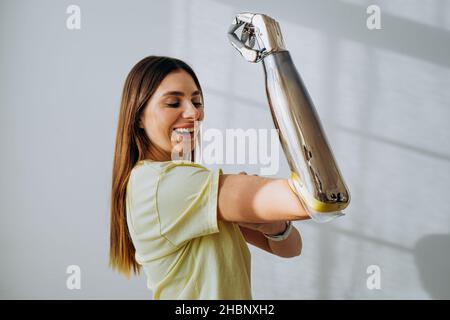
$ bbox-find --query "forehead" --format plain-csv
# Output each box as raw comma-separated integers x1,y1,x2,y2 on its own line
154,70,199,97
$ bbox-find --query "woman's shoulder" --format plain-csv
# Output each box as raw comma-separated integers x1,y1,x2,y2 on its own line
130,160,208,182
133,159,167,171
134,159,209,173
128,160,161,186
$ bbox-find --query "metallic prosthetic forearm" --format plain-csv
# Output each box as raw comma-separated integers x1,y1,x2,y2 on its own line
228,13,350,222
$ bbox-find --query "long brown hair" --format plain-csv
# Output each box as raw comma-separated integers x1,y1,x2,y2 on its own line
109,56,203,277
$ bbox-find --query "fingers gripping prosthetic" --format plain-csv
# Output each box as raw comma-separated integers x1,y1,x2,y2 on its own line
228,13,350,222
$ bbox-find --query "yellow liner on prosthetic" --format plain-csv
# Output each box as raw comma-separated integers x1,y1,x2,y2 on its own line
289,172,349,214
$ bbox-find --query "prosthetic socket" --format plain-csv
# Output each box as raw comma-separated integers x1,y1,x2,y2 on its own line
228,13,350,222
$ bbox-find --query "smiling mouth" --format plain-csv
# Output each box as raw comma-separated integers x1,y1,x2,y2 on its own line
171,127,196,143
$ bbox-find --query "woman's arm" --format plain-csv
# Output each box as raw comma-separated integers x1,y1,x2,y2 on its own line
218,172,305,257
239,222,302,258
217,173,311,223
267,225,302,258
238,226,272,254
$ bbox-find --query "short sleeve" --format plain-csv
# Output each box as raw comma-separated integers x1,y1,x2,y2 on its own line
156,162,222,247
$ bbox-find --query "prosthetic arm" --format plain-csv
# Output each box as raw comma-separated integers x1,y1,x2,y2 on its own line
228,13,350,222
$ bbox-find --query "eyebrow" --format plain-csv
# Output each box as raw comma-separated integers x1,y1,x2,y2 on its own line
162,90,201,97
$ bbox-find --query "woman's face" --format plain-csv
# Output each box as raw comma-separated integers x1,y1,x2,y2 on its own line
139,70,204,161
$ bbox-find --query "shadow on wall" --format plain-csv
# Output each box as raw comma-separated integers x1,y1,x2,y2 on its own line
414,234,450,299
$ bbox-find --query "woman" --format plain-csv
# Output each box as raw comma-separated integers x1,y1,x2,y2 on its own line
110,56,310,300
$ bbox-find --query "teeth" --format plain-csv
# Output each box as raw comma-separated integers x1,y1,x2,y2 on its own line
173,127,194,134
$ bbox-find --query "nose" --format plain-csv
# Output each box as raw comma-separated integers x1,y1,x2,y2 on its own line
182,101,202,121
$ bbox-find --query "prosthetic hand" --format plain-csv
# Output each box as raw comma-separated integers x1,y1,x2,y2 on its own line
228,13,350,222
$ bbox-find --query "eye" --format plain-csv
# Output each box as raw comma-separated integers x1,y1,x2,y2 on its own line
193,101,203,107
166,102,180,108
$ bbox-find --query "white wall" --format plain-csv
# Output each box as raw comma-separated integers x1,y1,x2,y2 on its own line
1,0,449,299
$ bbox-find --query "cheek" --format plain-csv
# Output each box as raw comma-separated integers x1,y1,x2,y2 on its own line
149,109,179,137
141,116,161,141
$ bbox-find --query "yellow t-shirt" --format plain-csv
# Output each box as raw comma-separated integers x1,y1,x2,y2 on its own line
125,160,252,299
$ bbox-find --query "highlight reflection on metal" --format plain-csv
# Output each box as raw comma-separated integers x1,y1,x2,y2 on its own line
228,13,350,222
